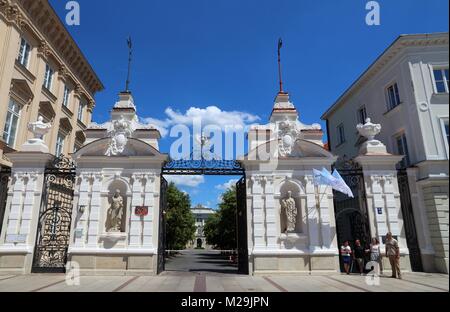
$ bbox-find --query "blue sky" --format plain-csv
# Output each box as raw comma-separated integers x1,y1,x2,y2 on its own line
50,0,448,208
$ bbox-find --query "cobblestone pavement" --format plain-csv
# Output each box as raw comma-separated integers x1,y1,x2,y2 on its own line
0,250,448,292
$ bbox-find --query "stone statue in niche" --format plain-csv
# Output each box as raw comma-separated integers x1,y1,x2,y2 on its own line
106,190,124,232
281,191,297,233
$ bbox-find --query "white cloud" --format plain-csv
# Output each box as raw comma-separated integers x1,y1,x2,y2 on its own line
143,106,260,137
165,175,205,188
215,179,239,191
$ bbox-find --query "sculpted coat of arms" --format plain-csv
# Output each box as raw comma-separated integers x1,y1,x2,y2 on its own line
278,119,301,157
105,115,134,156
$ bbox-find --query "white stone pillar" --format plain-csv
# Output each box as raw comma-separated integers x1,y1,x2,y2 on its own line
318,184,333,249
250,175,266,250
355,157,407,250
142,174,156,249
305,175,320,251
74,174,92,247
0,153,53,273
86,174,102,247
264,176,278,249
130,174,144,247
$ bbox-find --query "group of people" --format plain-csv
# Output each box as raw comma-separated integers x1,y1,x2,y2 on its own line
340,232,402,279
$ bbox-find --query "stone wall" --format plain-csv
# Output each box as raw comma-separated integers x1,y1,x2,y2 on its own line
421,181,449,273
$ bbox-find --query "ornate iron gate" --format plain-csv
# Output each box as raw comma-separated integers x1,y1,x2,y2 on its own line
0,167,11,236
32,156,76,273
236,176,249,275
333,158,371,272
397,169,423,272
157,177,168,275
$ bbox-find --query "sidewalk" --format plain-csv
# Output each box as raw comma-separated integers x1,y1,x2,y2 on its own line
0,272,447,292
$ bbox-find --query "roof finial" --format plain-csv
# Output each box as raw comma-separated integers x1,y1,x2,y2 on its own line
277,38,284,93
125,36,132,93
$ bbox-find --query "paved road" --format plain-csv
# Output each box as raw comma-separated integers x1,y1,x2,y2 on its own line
165,249,238,275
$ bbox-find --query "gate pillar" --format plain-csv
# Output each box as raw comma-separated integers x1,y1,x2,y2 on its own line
0,119,54,274
355,118,410,271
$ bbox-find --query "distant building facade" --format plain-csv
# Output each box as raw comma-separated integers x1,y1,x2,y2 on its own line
190,205,216,249
322,33,449,273
0,0,103,169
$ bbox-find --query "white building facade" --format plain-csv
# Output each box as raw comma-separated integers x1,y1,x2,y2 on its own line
322,33,449,274
190,205,215,249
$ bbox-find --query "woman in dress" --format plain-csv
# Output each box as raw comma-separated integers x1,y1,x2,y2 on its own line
367,237,383,275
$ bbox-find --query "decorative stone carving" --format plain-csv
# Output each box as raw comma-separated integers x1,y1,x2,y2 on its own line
21,117,52,153
105,115,134,156
281,191,297,233
278,119,301,157
106,189,124,232
356,118,388,155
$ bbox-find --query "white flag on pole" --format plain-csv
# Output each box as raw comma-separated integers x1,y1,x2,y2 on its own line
312,168,354,198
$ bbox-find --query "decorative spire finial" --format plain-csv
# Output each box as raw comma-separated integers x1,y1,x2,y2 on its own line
125,36,133,92
278,38,284,93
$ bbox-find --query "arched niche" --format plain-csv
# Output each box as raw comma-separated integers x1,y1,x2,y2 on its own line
277,179,306,234
103,179,130,233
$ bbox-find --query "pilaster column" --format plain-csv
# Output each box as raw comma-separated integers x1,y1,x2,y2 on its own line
250,175,266,249
317,183,332,249
304,175,320,251
86,173,102,247
264,176,278,248
74,173,92,247
129,174,144,247
142,174,156,248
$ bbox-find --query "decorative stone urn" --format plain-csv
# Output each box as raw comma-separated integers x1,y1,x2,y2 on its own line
21,116,52,153
356,118,387,155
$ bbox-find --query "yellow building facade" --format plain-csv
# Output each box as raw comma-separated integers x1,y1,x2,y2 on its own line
0,0,103,168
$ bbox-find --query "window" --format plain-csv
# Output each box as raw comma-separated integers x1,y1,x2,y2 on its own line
396,133,411,168
357,106,367,124
43,64,54,91
433,68,449,94
62,85,70,107
18,38,31,68
386,83,401,110
337,124,346,146
55,132,66,156
2,99,21,148
77,102,84,121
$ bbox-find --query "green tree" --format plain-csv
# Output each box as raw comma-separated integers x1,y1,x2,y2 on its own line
204,186,237,250
165,182,196,250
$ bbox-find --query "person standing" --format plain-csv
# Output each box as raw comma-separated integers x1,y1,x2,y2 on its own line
367,237,383,275
385,232,402,279
341,241,353,275
354,240,365,275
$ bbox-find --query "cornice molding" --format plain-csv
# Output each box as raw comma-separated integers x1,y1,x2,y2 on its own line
0,0,104,101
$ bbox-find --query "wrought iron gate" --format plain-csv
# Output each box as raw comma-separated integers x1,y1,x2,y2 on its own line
397,169,423,272
157,177,168,275
32,156,76,273
236,176,249,275
333,158,371,272
0,167,11,236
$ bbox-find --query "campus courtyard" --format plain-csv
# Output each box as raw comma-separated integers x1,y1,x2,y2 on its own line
0,249,448,293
